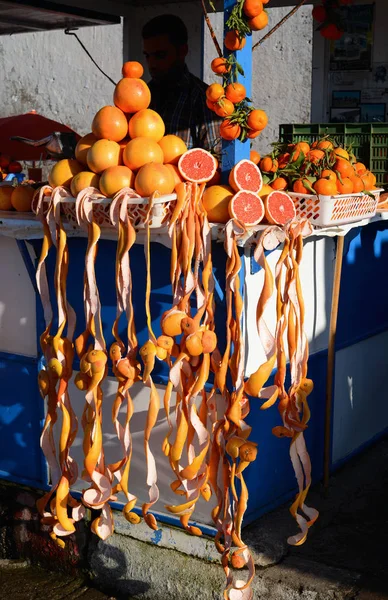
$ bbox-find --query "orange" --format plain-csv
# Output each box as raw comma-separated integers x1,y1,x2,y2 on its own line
211,57,230,75
158,135,187,165
165,164,184,189
202,185,233,223
247,109,268,131
207,168,221,186
11,185,35,212
206,83,224,103
247,130,261,139
313,178,337,196
224,30,246,51
113,78,151,114
70,171,100,196
92,106,128,142
317,140,333,151
128,108,165,141
336,177,353,194
122,61,143,78
334,158,354,178
134,163,175,197
214,98,235,118
248,10,268,30
350,174,364,192
48,159,83,188
206,98,216,111
278,153,290,169
250,150,261,165
259,157,278,173
270,177,288,191
294,141,310,155
99,166,134,196
354,162,367,175
361,170,375,191
244,0,263,18
306,149,325,164
321,169,337,182
334,147,349,160
123,137,164,171
75,133,98,165
0,186,14,210
87,139,121,174
293,179,312,194
220,120,241,140
225,83,246,104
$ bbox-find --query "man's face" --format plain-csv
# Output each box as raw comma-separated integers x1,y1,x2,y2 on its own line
143,34,186,81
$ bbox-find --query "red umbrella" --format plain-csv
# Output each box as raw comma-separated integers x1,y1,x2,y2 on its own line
0,110,80,161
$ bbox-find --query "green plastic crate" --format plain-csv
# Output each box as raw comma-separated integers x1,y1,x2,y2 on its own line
279,123,388,187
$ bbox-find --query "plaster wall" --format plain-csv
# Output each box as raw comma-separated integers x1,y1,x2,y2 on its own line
0,23,123,137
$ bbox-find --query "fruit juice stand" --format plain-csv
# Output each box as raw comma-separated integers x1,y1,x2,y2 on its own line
1,1,388,598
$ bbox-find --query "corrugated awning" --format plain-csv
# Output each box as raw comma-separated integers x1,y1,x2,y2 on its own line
0,0,120,35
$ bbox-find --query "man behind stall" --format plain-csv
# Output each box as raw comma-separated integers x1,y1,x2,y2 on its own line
142,14,221,155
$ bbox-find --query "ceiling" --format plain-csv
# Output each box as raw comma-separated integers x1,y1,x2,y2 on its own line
0,0,120,35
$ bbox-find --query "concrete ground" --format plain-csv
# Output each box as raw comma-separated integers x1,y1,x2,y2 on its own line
1,436,388,599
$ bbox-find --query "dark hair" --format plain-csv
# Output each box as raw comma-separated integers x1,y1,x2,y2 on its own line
142,14,188,47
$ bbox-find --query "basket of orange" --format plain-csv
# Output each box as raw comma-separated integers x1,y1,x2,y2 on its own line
259,138,382,228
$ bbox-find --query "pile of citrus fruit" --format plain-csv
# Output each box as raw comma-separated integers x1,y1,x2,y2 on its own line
259,137,378,196
47,61,201,200
0,182,36,212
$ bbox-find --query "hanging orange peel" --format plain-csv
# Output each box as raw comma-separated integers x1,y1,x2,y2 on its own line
33,177,320,600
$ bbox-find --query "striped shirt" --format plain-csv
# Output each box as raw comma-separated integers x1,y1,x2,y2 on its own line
149,66,221,156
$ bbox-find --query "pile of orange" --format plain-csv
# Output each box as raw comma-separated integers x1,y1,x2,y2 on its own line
0,183,35,212
48,61,188,199
259,138,377,195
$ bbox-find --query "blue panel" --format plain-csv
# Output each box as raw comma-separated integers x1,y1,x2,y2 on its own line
243,350,327,523
0,354,44,485
222,0,252,175
337,221,388,348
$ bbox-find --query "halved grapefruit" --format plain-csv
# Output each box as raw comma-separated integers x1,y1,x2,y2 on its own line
178,149,217,183
228,159,263,193
229,190,265,226
263,190,296,225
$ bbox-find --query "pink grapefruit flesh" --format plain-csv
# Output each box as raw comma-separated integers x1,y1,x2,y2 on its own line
229,159,263,193
178,148,217,183
229,190,265,226
264,190,296,225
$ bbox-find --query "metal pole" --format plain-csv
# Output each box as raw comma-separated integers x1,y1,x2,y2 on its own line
324,235,344,489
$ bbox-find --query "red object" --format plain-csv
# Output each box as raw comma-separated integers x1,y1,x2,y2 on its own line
0,110,80,161
8,161,23,173
320,23,343,40
312,5,326,22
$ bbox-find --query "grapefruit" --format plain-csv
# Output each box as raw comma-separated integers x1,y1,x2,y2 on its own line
123,137,164,171
48,159,83,188
134,163,175,197
11,185,35,211
128,109,165,142
263,190,296,225
0,186,13,210
122,61,144,78
70,171,100,197
159,135,187,165
91,106,128,142
87,139,121,174
178,149,217,183
228,159,263,193
229,190,264,226
202,185,233,223
113,78,151,114
75,133,98,165
165,164,184,189
258,183,273,197
99,166,134,196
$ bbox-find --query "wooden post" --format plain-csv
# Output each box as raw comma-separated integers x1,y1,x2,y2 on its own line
324,235,345,490
222,0,252,175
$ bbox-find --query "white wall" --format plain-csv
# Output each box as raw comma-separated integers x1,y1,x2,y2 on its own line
0,23,123,136
203,5,314,156
0,237,36,357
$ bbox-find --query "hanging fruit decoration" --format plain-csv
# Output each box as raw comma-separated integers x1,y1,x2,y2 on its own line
312,0,355,40
207,0,270,141
33,28,319,596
